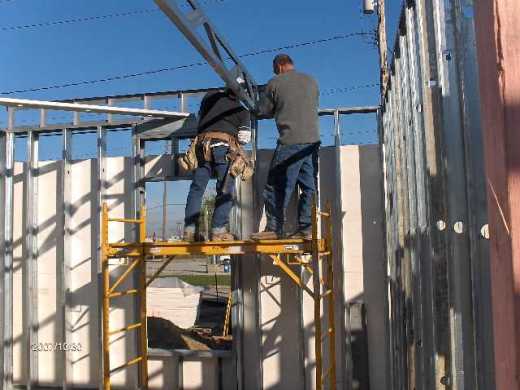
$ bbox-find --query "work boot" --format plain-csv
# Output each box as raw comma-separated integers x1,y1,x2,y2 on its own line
288,229,313,240
183,229,196,242
250,230,280,240
211,227,235,241
211,231,236,241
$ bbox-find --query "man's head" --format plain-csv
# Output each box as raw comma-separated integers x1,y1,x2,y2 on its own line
273,54,294,75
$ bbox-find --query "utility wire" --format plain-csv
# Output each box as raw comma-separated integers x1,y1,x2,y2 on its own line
1,9,158,32
320,83,379,96
0,32,373,95
0,0,230,32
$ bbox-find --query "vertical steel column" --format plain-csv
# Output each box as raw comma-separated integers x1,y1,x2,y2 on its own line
231,256,244,390
405,3,434,389
389,71,402,390
133,130,145,216
414,0,452,388
2,127,15,390
0,130,6,389
132,128,147,388
455,1,495,388
433,0,476,388
400,22,421,390
384,81,397,390
235,114,261,390
311,202,323,390
61,128,73,388
332,109,349,389
161,140,170,240
392,44,410,390
39,109,47,128
97,126,107,390
138,207,148,389
25,131,39,389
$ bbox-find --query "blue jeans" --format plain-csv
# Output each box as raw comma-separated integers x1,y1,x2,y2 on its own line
184,145,234,232
264,142,320,235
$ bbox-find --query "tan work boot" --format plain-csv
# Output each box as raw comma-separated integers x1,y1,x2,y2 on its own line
250,230,280,240
211,231,235,241
183,229,196,242
288,229,312,240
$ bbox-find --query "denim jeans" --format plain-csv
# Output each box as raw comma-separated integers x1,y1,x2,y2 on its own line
184,145,234,232
263,142,320,235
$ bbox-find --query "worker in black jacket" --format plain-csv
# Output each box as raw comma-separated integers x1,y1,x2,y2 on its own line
183,86,251,241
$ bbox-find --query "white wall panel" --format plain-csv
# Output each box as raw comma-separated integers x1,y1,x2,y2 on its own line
69,159,99,386
36,160,62,385
6,144,387,389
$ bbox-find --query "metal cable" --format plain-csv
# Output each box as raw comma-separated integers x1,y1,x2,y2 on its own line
1,9,159,31
0,0,230,32
0,32,373,95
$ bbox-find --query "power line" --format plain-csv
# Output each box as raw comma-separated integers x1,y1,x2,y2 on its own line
320,83,379,96
1,9,158,32
0,32,373,95
0,0,230,32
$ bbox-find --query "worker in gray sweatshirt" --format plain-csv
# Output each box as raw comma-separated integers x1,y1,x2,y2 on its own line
251,54,320,240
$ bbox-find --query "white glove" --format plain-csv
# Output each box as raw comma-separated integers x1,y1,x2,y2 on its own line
238,128,252,145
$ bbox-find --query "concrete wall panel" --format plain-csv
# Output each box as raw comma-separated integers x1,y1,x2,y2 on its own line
7,144,387,389
36,160,63,385
69,159,99,386
148,357,176,389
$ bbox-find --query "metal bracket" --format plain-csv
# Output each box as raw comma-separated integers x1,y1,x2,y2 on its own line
154,0,258,111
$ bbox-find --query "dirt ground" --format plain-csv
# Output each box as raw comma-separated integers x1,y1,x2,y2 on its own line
147,287,232,351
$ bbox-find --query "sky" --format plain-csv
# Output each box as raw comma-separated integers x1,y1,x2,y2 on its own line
0,0,403,235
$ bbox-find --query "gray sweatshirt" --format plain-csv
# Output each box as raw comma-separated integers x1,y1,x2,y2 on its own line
257,70,320,145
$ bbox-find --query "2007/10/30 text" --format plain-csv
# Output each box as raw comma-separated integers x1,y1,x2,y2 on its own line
31,342,82,352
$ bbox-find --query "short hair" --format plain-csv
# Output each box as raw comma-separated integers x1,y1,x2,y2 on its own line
273,54,294,68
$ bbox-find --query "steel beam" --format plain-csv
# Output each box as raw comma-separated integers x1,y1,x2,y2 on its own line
25,131,39,389
2,131,14,390
0,128,6,389
61,128,73,388
154,0,258,111
319,106,379,116
0,98,190,119
96,126,107,390
5,104,378,135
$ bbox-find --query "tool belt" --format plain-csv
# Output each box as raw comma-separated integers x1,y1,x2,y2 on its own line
178,131,254,181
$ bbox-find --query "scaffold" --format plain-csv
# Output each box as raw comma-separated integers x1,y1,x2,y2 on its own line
101,200,337,390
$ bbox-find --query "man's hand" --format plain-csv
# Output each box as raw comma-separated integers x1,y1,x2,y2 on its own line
238,128,252,145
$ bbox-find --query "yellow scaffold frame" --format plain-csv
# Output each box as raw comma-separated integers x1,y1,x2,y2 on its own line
101,201,336,390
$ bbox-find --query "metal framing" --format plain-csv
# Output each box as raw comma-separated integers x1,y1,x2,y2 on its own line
2,130,14,390
153,0,258,111
24,131,39,389
61,128,73,388
0,0,384,385
381,1,494,389
0,85,376,387
0,97,189,119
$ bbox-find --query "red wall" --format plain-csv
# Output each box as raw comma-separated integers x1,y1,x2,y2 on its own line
474,1,520,389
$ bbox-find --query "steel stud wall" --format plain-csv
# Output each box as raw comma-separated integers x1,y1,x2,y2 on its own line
381,1,494,389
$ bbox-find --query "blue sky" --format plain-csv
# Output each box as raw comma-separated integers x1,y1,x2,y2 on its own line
0,0,403,234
